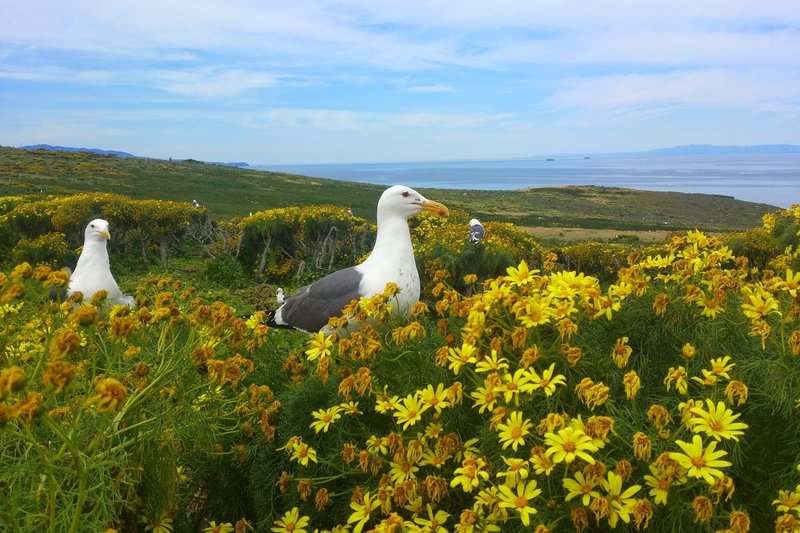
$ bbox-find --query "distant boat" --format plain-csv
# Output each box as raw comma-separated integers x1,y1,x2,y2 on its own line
545,158,555,161
584,156,591,159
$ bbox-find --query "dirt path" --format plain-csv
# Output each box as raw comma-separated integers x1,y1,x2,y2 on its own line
525,226,674,242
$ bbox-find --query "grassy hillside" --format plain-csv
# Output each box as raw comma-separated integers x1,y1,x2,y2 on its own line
0,146,776,231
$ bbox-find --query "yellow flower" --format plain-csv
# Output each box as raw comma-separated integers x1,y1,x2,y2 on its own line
374,392,400,414
475,350,509,373
708,355,735,380
522,363,567,397
419,383,451,413
143,513,173,533
681,343,697,358
623,371,641,400
741,289,780,321
389,459,419,485
309,405,342,433
497,369,530,404
544,426,598,464
603,471,641,528
496,456,530,487
85,378,128,414
348,492,381,533
781,268,800,297
773,485,800,513
204,522,234,533
271,507,309,533
290,442,318,466
504,260,537,286
611,336,633,368
448,342,477,375
470,382,497,414
413,503,450,533
305,331,333,361
663,366,688,395
563,471,600,506
497,479,542,526
450,457,489,492
393,394,429,429
497,411,533,451
644,464,673,505
689,400,748,441
669,435,731,485
517,296,552,328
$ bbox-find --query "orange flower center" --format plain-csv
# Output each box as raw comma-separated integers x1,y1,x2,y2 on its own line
510,427,522,439
692,455,706,468
564,441,576,452
515,496,528,509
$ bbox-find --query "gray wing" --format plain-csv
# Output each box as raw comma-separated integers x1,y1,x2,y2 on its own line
469,224,485,243
277,266,363,332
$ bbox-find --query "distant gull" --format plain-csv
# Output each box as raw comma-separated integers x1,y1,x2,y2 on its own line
468,218,485,244
272,185,449,333
67,219,135,308
276,288,285,303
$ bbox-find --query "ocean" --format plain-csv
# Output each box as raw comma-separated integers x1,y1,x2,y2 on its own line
256,153,800,208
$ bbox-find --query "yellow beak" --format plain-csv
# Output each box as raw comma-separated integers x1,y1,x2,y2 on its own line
420,199,449,217
100,229,111,240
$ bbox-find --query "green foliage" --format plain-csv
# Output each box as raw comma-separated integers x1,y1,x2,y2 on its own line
0,193,207,269
412,209,545,293
237,205,374,283
203,253,249,289
560,240,630,282
10,232,69,266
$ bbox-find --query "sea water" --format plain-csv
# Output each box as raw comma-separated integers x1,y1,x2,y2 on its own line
257,153,800,208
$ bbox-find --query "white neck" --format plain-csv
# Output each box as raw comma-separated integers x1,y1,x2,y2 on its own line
75,239,110,272
364,214,414,265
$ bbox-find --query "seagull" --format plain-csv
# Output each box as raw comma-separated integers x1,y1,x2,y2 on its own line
276,288,285,303
468,218,485,244
272,185,449,333
67,219,135,308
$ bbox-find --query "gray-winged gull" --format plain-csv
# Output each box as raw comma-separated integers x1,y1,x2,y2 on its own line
272,185,449,333
67,219,136,308
468,218,485,244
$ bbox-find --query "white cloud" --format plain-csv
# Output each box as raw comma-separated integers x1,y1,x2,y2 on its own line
150,68,279,98
544,68,800,122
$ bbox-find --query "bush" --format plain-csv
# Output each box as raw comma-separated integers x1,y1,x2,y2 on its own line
203,253,250,289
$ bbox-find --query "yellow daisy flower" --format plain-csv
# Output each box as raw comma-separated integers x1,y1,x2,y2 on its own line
271,508,309,533
347,492,381,533
544,426,598,464
309,405,343,433
522,363,567,397
669,435,731,485
497,479,542,526
497,411,533,451
304,331,333,361
496,456,530,487
603,471,641,528
419,383,451,413
393,394,429,429
413,504,450,533
689,399,748,441
563,471,600,506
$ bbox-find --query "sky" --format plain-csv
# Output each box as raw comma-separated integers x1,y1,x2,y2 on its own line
1,1,799,164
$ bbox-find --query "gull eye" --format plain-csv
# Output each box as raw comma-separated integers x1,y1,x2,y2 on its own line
402,191,410,198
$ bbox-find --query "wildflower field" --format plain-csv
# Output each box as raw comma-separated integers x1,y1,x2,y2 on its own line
1,192,800,533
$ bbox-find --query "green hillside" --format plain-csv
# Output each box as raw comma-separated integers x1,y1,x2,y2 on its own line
0,145,776,231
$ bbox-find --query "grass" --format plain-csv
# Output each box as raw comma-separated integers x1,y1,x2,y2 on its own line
0,146,777,231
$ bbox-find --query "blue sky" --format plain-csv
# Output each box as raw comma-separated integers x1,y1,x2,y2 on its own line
1,1,799,164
